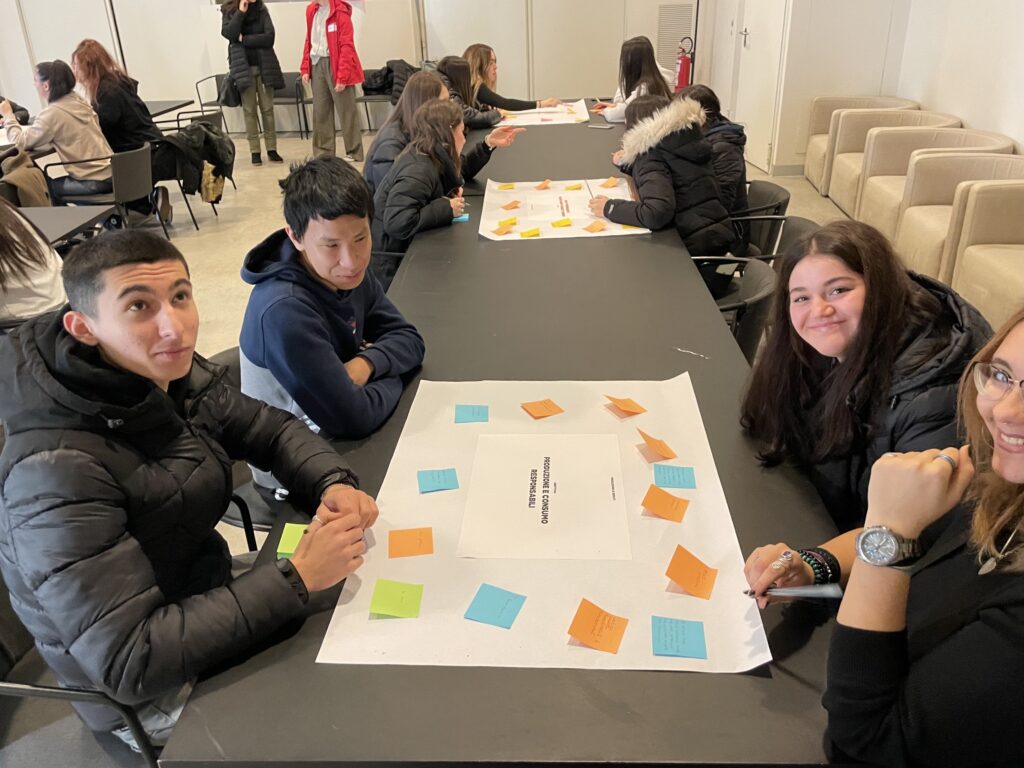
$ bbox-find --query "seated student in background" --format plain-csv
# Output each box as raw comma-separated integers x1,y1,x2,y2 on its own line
463,43,560,111
363,71,523,195
0,199,66,330
0,230,376,749
675,84,747,215
436,55,503,129
744,306,1024,768
241,157,425,491
591,36,673,124
742,220,991,532
588,95,736,256
372,100,478,265
0,61,113,204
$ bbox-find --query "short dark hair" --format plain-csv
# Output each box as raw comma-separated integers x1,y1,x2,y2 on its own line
62,230,190,317
36,60,76,103
625,95,670,129
676,84,721,121
279,157,374,240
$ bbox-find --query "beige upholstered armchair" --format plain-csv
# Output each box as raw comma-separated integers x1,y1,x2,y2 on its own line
826,110,961,216
893,153,1024,281
803,96,919,194
856,128,1014,239
950,180,1024,329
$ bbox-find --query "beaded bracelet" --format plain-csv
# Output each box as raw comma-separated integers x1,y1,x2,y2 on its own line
798,547,841,584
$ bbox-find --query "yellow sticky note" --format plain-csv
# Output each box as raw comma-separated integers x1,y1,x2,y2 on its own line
637,428,677,461
641,485,689,523
621,224,641,230
501,200,521,210
584,220,607,233
568,598,628,654
535,179,552,190
492,225,514,236
565,183,583,191
521,398,564,419
605,395,646,416
552,218,572,228
499,216,518,227
520,228,541,238
665,545,718,599
388,527,434,558
498,183,515,190
600,176,620,188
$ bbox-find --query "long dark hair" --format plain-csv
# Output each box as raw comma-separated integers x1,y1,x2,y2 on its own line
741,220,943,465
676,83,721,121
619,37,671,102
436,56,476,108
377,71,444,138
35,61,76,103
0,199,55,293
406,99,463,178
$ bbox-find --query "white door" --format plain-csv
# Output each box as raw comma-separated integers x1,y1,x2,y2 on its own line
731,0,788,172
707,0,743,117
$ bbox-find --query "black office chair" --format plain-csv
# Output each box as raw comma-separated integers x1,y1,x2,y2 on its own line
692,256,777,364
272,72,311,139
737,214,821,268
42,144,169,240
194,74,228,115
730,180,792,258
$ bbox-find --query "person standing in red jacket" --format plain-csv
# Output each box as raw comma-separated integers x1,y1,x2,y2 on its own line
300,0,364,161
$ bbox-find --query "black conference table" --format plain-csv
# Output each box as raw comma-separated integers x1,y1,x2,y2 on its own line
21,205,115,245
162,117,839,767
145,99,195,118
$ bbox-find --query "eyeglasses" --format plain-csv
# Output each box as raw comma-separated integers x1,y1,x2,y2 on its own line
974,362,1024,404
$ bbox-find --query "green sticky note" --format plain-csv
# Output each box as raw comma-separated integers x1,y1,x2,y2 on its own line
369,578,423,618
276,522,307,559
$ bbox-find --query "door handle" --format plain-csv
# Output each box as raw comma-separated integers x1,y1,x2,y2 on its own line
739,27,750,47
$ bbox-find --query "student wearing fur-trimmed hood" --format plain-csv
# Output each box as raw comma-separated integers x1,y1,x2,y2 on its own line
588,95,737,256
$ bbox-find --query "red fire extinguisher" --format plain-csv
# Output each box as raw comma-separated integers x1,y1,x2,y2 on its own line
674,36,694,92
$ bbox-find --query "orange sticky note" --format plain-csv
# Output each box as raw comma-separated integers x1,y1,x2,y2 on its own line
498,216,518,227
641,485,689,523
600,176,620,188
520,228,541,238
492,225,514,236
584,220,607,233
568,598,628,653
565,183,583,191
388,527,434,558
498,183,515,190
605,395,646,415
665,545,718,599
637,428,677,460
521,398,564,419
535,179,551,190
551,218,572,228
501,200,521,210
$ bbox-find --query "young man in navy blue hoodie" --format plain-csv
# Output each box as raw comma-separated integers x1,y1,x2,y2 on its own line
240,157,425,490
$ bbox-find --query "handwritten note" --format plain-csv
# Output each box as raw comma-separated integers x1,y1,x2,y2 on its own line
665,545,718,600
417,468,459,493
568,598,629,653
653,464,697,489
641,485,689,523
637,428,677,461
388,527,434,558
369,578,423,618
464,584,527,629
521,398,564,419
651,616,708,659
455,404,489,423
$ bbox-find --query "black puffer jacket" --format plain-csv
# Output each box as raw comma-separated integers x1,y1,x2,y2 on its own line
221,1,285,92
387,59,420,106
0,313,354,731
704,117,748,214
806,275,992,531
605,97,736,256
364,120,492,195
437,72,501,129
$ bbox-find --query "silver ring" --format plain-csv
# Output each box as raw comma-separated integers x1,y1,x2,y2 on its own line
883,452,900,458
312,514,325,526
770,559,788,572
933,454,958,470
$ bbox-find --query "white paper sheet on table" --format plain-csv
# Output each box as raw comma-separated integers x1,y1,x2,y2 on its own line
500,98,589,125
317,373,772,673
478,177,651,241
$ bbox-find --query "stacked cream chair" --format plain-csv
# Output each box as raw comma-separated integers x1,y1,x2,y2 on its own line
826,110,961,217
855,128,1014,240
803,96,919,194
893,153,1024,281
949,180,1024,328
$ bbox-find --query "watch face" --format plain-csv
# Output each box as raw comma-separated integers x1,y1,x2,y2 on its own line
860,528,899,565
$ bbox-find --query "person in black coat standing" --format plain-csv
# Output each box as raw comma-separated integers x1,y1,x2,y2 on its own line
589,95,737,256
221,0,285,165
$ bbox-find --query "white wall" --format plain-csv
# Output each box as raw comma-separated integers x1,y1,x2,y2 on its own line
897,0,1024,148
0,0,35,108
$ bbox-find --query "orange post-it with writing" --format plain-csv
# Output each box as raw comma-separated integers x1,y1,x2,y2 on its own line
568,598,629,653
388,527,434,558
492,224,514,236
501,200,521,210
535,179,552,190
641,485,689,523
637,428,677,460
521,398,564,419
600,176,620,188
584,220,607,233
605,395,646,415
665,544,718,599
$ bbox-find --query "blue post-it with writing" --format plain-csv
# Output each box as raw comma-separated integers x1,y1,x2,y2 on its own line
454,404,489,423
453,213,470,223
653,464,696,489
464,583,526,629
417,468,459,493
651,616,707,659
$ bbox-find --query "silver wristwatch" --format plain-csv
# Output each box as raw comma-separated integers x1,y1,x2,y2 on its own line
855,526,921,569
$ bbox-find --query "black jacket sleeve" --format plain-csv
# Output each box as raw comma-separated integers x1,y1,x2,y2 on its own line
452,94,501,129
460,140,493,182
221,7,245,42
381,165,454,245
476,84,534,112
711,142,744,212
602,155,675,231
243,6,276,48
92,85,125,140
364,135,404,194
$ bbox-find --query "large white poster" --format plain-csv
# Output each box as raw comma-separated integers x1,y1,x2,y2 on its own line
500,98,589,125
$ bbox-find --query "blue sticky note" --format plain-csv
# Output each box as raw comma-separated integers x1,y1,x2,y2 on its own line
454,404,489,424
653,464,697,489
417,468,459,493
651,616,708,659
464,583,526,629
453,213,470,223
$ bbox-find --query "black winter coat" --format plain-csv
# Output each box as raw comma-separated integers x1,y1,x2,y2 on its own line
805,275,991,531
92,76,162,154
364,120,492,195
161,120,236,194
605,97,736,256
704,117,748,214
437,72,501,129
387,59,419,106
221,1,285,92
0,313,354,731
